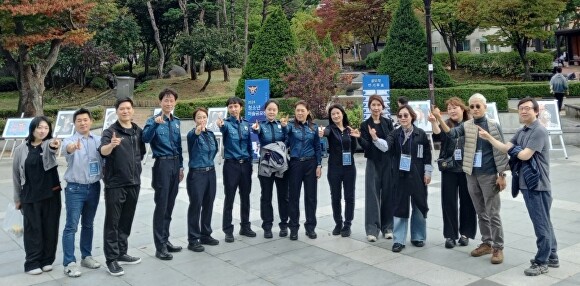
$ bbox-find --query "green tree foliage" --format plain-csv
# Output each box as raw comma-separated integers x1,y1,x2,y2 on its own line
94,9,141,73
459,0,566,81
283,50,340,118
321,33,336,58
336,0,393,52
235,7,296,98
291,10,321,52
377,0,453,89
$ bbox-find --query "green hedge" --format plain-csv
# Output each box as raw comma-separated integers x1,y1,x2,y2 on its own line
365,51,382,70
455,52,552,77
174,97,300,119
0,77,18,92
434,53,450,67
389,85,509,111
456,81,580,99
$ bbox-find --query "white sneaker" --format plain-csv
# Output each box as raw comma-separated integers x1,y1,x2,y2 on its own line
384,232,393,239
41,265,53,272
26,268,42,275
81,256,101,269
64,262,82,278
367,235,377,242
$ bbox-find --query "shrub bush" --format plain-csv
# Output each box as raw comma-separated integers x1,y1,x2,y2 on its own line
112,62,130,72
434,53,450,68
365,51,382,70
455,52,552,77
0,77,18,92
90,77,108,90
174,97,299,119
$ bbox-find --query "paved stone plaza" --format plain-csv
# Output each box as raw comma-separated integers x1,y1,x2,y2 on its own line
1,139,580,286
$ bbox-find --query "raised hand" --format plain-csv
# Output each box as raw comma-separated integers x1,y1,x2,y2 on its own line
109,132,122,147
216,116,224,128
477,125,492,141
431,105,442,118
154,114,165,124
318,126,324,138
252,119,260,131
49,138,61,149
348,126,361,138
280,115,289,127
368,125,378,141
428,112,437,123
195,121,206,135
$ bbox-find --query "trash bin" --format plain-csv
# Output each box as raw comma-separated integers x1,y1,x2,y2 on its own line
115,76,135,99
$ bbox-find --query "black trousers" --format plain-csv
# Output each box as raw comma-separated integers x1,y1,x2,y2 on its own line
22,193,61,272
187,168,216,242
288,158,318,232
327,165,356,227
258,173,289,230
152,158,180,250
104,185,140,262
222,160,252,234
441,171,477,240
365,159,393,236
554,93,564,111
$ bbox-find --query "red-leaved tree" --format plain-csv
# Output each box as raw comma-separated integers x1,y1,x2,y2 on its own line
0,0,95,116
283,51,340,119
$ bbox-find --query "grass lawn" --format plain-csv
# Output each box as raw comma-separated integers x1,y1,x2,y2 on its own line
133,68,242,101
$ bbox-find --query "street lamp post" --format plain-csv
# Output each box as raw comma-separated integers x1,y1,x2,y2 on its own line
424,0,435,104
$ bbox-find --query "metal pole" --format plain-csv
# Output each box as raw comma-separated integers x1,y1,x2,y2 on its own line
425,0,435,104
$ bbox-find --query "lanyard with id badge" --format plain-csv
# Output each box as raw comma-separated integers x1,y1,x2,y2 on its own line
399,132,412,172
334,128,352,166
473,135,482,167
83,137,101,177
454,138,462,161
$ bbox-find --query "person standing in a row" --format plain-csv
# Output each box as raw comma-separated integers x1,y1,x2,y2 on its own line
323,104,360,237
217,97,255,242
287,100,322,240
186,108,220,252
252,99,290,238
142,88,184,260
12,116,62,275
99,97,146,276
359,95,395,242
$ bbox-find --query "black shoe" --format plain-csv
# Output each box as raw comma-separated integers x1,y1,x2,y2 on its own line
332,225,342,236
239,227,257,237
264,229,273,239
117,254,141,265
187,241,205,252
392,243,405,253
530,258,560,268
106,261,124,276
445,238,456,249
306,231,317,239
155,249,173,260
166,241,182,253
411,240,425,247
279,227,288,237
289,230,298,240
225,233,235,243
340,226,351,237
200,236,220,246
458,236,469,246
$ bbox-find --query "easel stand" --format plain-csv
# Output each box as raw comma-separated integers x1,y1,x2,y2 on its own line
548,130,568,159
0,139,22,160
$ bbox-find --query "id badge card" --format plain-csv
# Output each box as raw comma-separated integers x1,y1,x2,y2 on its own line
399,154,411,171
342,152,352,166
454,149,462,160
473,150,482,167
89,160,100,177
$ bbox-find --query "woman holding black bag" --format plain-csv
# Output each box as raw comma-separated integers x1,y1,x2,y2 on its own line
429,97,476,249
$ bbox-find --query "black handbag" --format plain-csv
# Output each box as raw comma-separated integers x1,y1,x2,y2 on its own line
437,157,456,171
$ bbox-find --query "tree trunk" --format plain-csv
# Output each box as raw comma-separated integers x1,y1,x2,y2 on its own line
230,0,236,39
261,0,268,25
244,0,249,66
19,65,46,116
200,64,212,92
516,40,531,81
222,0,228,28
222,64,230,82
178,0,191,75
190,56,197,80
127,56,134,74
147,1,165,79
199,59,205,74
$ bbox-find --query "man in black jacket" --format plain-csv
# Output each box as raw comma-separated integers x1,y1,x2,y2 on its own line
99,97,146,276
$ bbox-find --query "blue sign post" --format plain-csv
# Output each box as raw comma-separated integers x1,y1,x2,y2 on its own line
362,75,391,120
244,79,270,160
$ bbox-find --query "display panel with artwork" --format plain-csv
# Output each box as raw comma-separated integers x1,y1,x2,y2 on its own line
207,107,227,135
103,108,117,130
2,118,33,138
53,110,76,138
485,102,500,125
407,100,432,133
537,100,562,131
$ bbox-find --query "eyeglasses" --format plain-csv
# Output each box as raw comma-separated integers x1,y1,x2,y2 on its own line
397,114,410,119
469,104,482,110
518,106,533,112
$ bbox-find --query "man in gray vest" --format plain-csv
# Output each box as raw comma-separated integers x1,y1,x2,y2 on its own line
432,93,509,264
477,97,559,276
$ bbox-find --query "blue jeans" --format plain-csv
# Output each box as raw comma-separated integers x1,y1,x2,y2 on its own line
62,182,101,266
521,189,558,264
393,202,426,245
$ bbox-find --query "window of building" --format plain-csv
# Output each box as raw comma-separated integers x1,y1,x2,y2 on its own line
462,40,471,52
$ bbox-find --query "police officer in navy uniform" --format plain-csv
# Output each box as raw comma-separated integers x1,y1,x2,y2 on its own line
142,88,184,260
286,100,322,240
216,97,255,242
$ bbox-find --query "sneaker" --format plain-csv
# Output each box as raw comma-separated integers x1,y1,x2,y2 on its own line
239,227,257,237
458,235,469,246
63,262,82,278
41,265,53,272
289,229,298,240
264,229,273,239
225,233,235,243
392,243,405,253
340,226,351,237
332,225,342,236
367,235,377,242
530,258,560,268
187,241,205,252
411,240,425,247
200,236,220,246
491,248,504,264
524,263,548,276
117,254,141,265
306,230,317,239
279,227,288,237
26,268,42,275
106,261,124,276
81,256,101,269
471,243,493,257
384,232,393,239
445,238,456,249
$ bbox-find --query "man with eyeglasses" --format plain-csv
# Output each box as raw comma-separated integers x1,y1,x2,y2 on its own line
432,93,509,265
477,97,559,277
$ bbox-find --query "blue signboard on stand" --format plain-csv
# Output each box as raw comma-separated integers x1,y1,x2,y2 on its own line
362,75,391,120
244,79,270,160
